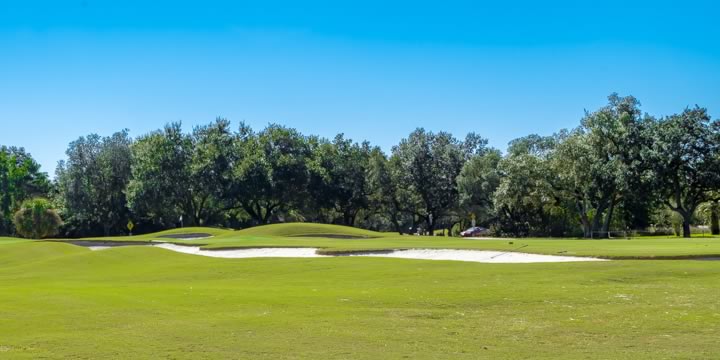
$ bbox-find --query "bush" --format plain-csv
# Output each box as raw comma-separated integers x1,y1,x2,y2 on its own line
12,198,63,239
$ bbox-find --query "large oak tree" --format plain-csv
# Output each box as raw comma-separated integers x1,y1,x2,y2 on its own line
646,107,720,237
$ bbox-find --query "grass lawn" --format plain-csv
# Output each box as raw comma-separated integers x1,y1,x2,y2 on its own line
5,224,720,358
0,238,718,359
61,223,720,259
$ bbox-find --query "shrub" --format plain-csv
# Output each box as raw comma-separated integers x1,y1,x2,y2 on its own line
12,198,63,239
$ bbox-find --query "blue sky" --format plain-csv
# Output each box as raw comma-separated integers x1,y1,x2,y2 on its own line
1,0,719,174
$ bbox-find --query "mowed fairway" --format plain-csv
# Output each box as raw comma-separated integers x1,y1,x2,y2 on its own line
1,233,719,359
59,223,720,259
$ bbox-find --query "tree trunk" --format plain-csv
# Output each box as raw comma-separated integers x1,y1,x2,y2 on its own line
241,202,263,225
682,213,692,238
711,201,719,235
575,198,592,238
262,209,273,224
591,201,608,239
342,211,356,226
427,216,435,236
579,213,591,238
390,213,402,235
602,199,616,237
580,216,591,238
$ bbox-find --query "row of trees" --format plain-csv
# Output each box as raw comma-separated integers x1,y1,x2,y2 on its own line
51,120,490,236
493,95,720,238
1,94,719,238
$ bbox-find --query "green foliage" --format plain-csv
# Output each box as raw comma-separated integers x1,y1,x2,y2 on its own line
651,207,685,236
494,134,575,236
0,146,50,235
457,149,502,225
55,131,133,236
228,124,312,225
554,94,649,238
126,122,193,228
364,148,410,233
391,129,486,234
646,107,720,237
493,94,653,238
695,200,720,235
127,120,233,230
23,93,719,239
12,198,62,239
308,134,373,225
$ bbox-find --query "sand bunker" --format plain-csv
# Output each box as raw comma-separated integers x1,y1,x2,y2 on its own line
146,244,604,263
347,249,606,263
153,243,322,258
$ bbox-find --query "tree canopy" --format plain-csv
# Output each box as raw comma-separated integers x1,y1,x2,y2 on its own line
3,93,719,239
0,146,50,235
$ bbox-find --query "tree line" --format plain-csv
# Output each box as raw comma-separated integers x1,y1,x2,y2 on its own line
2,93,719,238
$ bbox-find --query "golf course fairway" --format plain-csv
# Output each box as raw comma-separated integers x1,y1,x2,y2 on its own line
1,225,719,359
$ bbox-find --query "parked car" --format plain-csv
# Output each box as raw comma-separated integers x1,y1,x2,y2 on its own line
460,226,489,237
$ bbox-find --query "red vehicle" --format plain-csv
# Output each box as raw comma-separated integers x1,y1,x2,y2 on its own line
460,226,489,237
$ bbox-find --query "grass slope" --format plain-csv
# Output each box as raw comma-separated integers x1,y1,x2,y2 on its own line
0,241,718,359
196,229,720,259
33,222,720,258
73,227,237,242
235,222,385,238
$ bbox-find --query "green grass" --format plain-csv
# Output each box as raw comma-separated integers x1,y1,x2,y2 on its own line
198,234,720,259
0,240,718,359
68,223,382,242
49,223,720,259
72,226,237,242
235,222,386,238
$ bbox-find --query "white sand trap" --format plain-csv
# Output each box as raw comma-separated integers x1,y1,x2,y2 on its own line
348,249,606,263
88,246,112,251
150,243,604,263
153,243,324,258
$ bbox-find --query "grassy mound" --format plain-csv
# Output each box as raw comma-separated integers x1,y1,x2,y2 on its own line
73,227,236,242
146,227,235,238
236,222,384,238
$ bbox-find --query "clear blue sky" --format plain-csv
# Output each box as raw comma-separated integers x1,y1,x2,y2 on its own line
1,0,719,175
